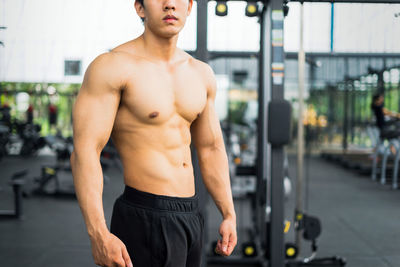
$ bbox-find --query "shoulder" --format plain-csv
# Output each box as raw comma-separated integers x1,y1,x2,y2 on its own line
86,50,129,74
188,56,215,78
90,39,145,72
81,51,128,91
175,49,216,85
84,43,140,86
186,55,216,96
176,48,213,75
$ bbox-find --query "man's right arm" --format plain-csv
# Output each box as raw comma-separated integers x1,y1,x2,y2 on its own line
70,52,132,267
383,107,400,119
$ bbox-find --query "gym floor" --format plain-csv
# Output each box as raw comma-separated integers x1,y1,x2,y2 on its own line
0,154,399,267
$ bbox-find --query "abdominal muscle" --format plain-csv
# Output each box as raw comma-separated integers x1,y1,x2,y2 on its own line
111,122,196,198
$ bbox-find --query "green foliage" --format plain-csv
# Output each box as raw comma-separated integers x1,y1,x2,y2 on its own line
229,101,248,125
0,82,80,94
0,82,79,137
307,81,400,148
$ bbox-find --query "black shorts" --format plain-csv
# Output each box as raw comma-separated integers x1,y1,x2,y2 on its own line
110,186,204,267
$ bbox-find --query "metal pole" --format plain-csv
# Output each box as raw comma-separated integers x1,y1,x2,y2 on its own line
194,0,209,209
330,3,334,53
350,83,355,143
194,2,209,266
196,0,209,62
257,5,268,251
342,84,347,150
327,85,335,144
296,0,306,252
342,74,349,150
267,0,285,266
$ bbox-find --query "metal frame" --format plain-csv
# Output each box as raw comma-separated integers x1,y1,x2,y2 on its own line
286,52,400,59
194,51,400,61
290,0,400,3
195,0,286,266
209,0,400,2
193,2,209,267
264,2,286,267
193,0,400,266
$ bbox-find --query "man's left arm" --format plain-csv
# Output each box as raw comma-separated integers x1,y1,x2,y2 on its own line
191,64,237,257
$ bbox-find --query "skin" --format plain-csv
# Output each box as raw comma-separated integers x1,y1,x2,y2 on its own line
375,95,400,119
70,0,237,266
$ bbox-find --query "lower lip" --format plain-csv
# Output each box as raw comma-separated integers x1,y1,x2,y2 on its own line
164,18,177,23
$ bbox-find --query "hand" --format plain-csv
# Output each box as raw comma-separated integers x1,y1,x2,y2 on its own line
90,232,133,267
214,218,237,256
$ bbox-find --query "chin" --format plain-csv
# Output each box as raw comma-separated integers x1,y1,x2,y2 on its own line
145,21,181,37
159,27,183,38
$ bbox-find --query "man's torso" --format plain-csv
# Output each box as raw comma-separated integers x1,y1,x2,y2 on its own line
108,42,208,197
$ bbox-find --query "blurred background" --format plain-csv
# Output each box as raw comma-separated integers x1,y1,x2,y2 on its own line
1,0,400,267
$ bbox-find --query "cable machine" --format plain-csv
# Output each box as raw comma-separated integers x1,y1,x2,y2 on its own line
192,0,400,266
193,1,291,266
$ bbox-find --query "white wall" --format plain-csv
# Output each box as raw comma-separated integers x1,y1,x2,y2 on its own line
1,0,400,84
333,3,400,52
1,0,142,82
0,0,196,83
285,2,400,52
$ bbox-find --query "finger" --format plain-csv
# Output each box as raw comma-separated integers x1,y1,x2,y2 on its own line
227,234,237,255
121,247,133,267
226,246,234,255
229,232,237,247
221,232,230,254
214,245,220,255
215,240,223,256
216,239,228,256
215,240,221,253
112,260,125,267
217,239,222,249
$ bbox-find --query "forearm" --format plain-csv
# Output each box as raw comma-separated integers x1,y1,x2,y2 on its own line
383,108,398,117
71,151,108,240
197,146,236,221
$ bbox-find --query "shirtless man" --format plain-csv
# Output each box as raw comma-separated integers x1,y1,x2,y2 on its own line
70,0,237,266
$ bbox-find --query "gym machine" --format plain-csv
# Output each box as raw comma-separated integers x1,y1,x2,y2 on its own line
23,135,76,198
204,1,295,265
196,0,349,266
23,135,114,198
0,170,27,219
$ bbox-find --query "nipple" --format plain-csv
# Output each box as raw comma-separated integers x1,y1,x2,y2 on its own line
149,111,159,119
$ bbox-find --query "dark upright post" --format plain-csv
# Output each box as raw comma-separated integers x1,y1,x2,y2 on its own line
194,2,209,266
262,1,286,266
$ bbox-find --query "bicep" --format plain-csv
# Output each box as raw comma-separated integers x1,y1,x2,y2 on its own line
191,66,224,150
191,98,224,150
72,55,121,155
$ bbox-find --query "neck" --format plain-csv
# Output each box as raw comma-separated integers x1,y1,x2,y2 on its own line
140,27,180,63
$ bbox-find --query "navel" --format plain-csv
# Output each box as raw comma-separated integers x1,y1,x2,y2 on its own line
183,162,187,168
149,111,159,119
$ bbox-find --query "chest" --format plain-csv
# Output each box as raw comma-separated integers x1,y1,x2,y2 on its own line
122,66,208,124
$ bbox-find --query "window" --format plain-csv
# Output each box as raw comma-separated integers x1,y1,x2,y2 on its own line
64,60,81,76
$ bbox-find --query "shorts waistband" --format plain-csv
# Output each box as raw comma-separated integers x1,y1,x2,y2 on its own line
120,185,199,213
